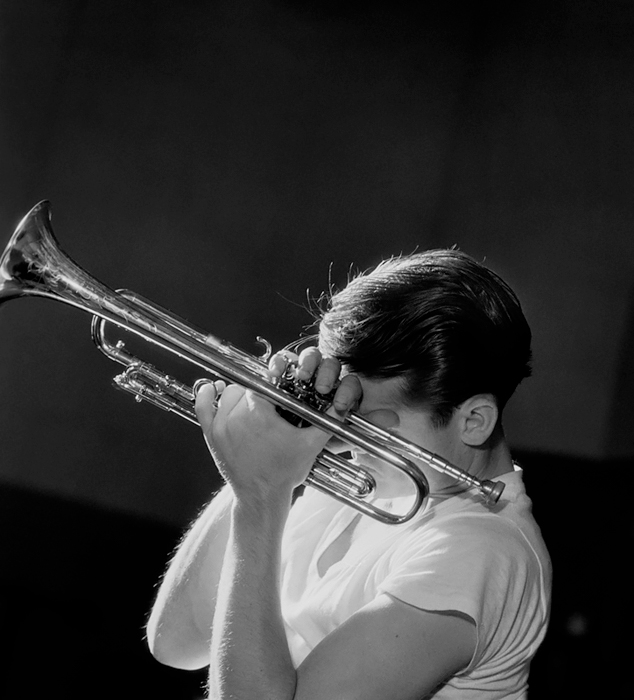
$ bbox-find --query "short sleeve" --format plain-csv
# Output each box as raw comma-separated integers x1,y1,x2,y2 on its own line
377,513,542,668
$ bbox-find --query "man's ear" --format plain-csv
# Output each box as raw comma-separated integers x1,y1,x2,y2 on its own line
456,394,498,447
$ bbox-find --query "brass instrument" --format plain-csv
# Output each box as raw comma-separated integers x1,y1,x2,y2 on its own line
0,202,504,524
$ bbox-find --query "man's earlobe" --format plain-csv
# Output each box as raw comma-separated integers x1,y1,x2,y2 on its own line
459,395,498,446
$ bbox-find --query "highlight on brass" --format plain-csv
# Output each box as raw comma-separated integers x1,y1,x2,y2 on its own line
0,202,504,524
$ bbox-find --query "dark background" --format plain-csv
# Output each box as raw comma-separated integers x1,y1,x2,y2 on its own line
1,1,631,697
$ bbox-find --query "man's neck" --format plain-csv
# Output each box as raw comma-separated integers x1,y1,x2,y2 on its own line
429,427,514,496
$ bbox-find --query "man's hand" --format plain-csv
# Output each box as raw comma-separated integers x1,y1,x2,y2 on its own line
194,348,361,501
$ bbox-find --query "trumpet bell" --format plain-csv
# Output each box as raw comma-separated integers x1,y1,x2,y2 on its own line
0,201,118,320
0,201,55,303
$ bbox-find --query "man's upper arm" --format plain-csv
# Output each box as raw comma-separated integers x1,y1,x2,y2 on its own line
295,593,476,700
146,486,234,670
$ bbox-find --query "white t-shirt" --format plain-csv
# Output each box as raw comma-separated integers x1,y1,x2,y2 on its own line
280,468,551,699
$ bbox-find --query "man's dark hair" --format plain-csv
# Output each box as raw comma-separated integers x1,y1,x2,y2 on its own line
318,250,532,427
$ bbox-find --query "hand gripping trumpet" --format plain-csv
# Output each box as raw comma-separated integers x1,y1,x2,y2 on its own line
0,202,505,524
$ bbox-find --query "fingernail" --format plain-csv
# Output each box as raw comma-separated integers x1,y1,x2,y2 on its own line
193,378,214,397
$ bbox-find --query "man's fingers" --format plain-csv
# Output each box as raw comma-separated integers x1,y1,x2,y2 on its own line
195,381,219,429
195,381,244,429
295,346,322,381
268,350,299,379
312,357,342,394
331,373,362,414
268,345,352,413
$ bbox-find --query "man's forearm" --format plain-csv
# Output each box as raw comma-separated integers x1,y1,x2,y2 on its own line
147,485,234,669
209,493,296,700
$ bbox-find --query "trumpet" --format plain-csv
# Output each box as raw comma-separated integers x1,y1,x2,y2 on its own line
0,202,504,524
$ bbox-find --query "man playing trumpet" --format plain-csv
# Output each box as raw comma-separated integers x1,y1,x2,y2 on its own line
146,249,551,700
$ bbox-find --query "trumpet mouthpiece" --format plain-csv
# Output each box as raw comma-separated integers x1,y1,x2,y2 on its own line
482,479,505,504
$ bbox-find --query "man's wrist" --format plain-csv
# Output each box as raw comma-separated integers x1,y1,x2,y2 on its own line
231,486,293,531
